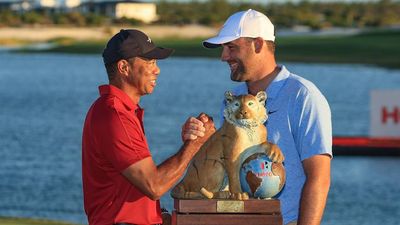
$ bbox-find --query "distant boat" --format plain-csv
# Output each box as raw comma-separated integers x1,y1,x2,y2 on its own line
333,90,400,156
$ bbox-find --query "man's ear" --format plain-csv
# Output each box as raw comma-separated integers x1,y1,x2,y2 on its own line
253,37,264,53
117,59,130,76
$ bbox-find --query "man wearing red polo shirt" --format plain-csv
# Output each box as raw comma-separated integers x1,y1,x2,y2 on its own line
82,29,213,225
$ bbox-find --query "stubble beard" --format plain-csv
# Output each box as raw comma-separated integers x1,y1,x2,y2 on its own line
230,59,247,82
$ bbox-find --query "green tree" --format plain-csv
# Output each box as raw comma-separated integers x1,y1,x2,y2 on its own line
85,13,107,26
0,10,22,27
21,11,52,25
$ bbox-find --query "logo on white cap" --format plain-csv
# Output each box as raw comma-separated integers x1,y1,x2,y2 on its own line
203,9,275,48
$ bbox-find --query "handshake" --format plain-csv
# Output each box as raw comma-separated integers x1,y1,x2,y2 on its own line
181,113,216,147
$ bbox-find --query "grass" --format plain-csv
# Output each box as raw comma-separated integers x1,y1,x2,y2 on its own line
156,37,221,58
12,29,400,68
0,38,34,46
0,217,81,225
276,29,400,68
41,37,106,54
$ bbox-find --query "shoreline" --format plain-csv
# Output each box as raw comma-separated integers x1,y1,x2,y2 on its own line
1,26,399,69
0,25,218,43
1,25,395,44
0,216,81,225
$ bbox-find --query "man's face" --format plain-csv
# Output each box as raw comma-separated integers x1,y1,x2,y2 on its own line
221,38,255,82
127,57,160,96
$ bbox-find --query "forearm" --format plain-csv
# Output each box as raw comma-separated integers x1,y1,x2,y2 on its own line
121,141,201,200
154,113,214,195
122,113,214,200
297,175,330,225
154,142,200,196
297,154,331,225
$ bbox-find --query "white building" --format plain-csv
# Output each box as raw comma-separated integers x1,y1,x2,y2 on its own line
59,0,81,8
0,0,158,22
80,1,158,23
0,0,32,12
115,2,157,23
33,0,56,8
0,0,79,11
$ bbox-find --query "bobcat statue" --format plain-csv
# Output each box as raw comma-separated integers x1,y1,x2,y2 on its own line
171,91,284,200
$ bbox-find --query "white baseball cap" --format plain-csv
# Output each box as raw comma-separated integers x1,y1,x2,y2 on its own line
203,9,275,48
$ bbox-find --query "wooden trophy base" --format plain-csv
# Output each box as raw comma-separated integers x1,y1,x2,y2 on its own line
172,199,282,225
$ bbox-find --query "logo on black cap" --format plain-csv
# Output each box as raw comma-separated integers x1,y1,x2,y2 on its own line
102,29,174,64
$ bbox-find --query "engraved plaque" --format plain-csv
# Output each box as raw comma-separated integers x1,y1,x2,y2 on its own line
216,200,244,213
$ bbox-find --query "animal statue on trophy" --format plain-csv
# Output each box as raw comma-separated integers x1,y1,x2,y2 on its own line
171,91,285,200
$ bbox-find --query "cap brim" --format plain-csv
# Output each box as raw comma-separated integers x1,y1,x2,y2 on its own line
203,36,239,48
141,47,174,59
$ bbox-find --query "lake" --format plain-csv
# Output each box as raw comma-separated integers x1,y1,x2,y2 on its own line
0,52,399,225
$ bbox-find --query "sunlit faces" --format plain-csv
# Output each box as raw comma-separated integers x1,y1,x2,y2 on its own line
221,38,255,82
127,57,160,96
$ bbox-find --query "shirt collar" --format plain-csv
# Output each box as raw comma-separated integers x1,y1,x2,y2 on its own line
99,84,139,111
265,65,290,100
236,65,290,99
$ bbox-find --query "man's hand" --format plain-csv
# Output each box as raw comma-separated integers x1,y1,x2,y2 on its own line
181,113,215,143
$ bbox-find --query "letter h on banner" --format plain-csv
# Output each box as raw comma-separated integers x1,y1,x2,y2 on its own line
382,107,399,124
371,90,400,137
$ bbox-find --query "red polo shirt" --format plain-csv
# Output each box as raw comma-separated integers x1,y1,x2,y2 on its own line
82,84,162,225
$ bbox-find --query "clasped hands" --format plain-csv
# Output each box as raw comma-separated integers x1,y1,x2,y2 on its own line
181,113,215,144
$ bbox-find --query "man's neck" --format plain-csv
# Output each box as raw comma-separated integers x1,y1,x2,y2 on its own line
124,88,140,105
110,81,140,105
247,65,281,96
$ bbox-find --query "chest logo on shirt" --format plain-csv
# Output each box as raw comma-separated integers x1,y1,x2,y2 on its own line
268,110,278,115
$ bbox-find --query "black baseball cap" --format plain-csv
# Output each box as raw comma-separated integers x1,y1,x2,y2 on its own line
102,29,174,64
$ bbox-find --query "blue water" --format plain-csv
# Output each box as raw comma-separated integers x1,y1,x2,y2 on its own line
0,52,400,224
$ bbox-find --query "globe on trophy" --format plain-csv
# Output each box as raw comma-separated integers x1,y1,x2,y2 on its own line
240,153,286,199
